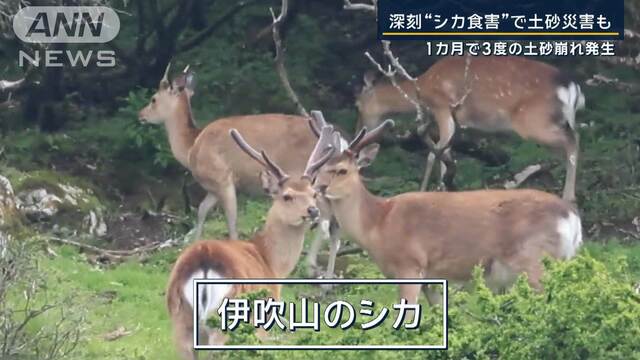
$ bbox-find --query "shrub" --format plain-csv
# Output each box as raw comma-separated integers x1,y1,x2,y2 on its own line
442,255,640,360
0,237,86,359
202,255,640,360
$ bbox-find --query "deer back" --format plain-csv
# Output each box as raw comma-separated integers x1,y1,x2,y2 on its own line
188,114,317,195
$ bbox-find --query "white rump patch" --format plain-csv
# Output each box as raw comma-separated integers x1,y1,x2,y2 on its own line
183,269,231,326
556,211,583,259
556,83,586,130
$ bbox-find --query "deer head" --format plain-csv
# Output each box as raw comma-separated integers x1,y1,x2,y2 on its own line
138,63,196,124
315,118,395,200
229,125,335,227
354,70,382,131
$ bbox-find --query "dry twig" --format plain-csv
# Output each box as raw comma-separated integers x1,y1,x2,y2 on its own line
586,74,638,92
343,0,377,13
364,41,440,155
48,236,176,260
270,0,309,117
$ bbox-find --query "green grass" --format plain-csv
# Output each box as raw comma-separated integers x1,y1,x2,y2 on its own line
41,245,175,359
1,6,639,358
33,237,640,360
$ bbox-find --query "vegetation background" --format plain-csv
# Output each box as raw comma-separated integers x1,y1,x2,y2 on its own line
0,0,639,359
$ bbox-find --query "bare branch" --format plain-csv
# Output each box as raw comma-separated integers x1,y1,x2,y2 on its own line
598,53,640,71
271,0,309,117
450,54,473,109
343,0,377,13
504,164,543,189
0,78,25,92
586,73,639,92
178,0,259,53
47,236,176,259
364,43,439,153
625,28,640,39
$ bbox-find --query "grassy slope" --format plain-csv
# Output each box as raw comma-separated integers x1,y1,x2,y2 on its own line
42,213,640,360
10,74,640,358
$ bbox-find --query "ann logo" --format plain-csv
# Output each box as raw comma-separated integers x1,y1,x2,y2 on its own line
26,11,105,38
13,6,119,43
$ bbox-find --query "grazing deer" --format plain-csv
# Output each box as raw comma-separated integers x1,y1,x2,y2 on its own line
138,64,345,270
165,126,335,358
356,56,585,202
312,114,582,304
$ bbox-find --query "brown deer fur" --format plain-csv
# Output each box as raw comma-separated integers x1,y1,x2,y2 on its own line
139,66,321,240
356,56,585,201
314,120,582,304
165,126,335,359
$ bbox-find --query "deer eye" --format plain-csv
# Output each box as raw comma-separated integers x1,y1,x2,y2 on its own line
151,97,156,104
337,169,348,176
283,194,293,202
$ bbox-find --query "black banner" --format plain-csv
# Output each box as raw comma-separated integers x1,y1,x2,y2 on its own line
377,0,624,40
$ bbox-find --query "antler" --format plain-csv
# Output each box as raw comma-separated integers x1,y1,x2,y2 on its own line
303,124,336,179
173,64,194,90
229,129,290,184
348,119,395,154
348,127,366,149
159,62,172,89
308,110,329,137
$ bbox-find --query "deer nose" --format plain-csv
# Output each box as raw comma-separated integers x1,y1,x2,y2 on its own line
307,206,320,219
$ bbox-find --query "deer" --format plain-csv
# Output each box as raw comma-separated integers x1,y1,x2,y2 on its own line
311,112,583,304
165,125,335,359
355,55,585,202
138,65,346,279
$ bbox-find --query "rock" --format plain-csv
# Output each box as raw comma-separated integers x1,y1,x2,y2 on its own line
0,175,20,228
0,230,8,258
5,170,106,236
58,183,92,207
84,210,107,237
17,188,63,221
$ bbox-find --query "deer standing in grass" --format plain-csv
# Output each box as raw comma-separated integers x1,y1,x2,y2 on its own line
138,66,344,278
356,55,585,202
312,113,582,304
165,125,335,359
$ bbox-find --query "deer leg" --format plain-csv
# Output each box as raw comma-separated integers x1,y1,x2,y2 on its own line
421,152,437,191
562,133,579,203
399,284,422,304
420,112,455,191
195,193,218,240
175,334,197,360
172,317,198,360
306,220,329,277
324,220,341,279
219,183,238,239
422,285,445,306
440,148,457,191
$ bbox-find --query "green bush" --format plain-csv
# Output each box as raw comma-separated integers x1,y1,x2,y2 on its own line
202,255,640,360
120,89,176,170
441,255,640,360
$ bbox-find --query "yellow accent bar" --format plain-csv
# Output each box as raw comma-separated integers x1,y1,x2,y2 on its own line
382,32,620,36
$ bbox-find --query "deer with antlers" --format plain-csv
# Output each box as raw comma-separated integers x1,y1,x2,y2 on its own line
165,125,335,358
356,55,585,202
310,112,582,304
138,65,346,262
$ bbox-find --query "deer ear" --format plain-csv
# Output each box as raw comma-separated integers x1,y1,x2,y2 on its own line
356,143,380,169
184,71,196,97
260,170,280,196
363,70,378,91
